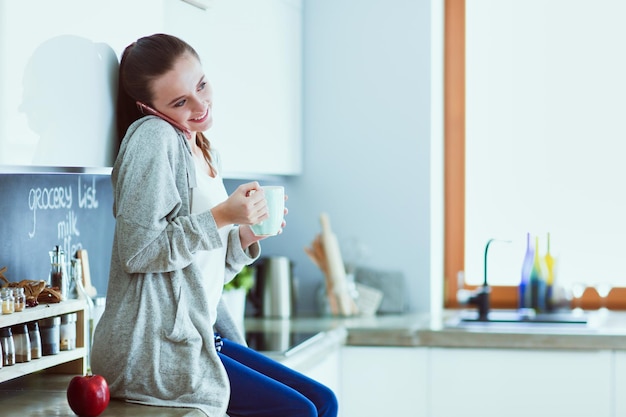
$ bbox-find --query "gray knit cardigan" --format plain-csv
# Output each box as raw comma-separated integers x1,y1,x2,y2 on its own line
91,116,259,417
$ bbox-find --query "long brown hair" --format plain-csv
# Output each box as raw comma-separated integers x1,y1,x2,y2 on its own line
116,33,213,173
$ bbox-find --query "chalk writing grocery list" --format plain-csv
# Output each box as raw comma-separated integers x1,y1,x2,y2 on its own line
27,176,101,261
0,173,113,295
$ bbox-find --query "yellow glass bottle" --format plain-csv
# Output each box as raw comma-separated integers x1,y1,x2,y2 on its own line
543,233,556,311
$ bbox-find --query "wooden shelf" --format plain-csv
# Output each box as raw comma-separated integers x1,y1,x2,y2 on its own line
0,299,87,384
0,348,87,384
0,299,85,328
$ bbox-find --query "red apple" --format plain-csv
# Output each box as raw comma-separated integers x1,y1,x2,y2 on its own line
67,374,110,417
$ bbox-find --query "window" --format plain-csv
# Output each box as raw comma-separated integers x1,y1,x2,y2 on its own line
444,0,626,309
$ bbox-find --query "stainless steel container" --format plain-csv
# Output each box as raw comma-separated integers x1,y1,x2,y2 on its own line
39,316,60,356
254,256,295,319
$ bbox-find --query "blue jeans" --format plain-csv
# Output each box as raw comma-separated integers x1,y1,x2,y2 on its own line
219,338,339,417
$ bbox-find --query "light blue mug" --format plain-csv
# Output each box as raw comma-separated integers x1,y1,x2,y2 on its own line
251,186,285,236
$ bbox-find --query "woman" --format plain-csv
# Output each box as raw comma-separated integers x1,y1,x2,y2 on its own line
91,34,338,417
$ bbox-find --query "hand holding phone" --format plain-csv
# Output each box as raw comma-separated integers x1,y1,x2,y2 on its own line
136,101,192,139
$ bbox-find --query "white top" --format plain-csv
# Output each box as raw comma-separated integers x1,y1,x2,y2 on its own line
191,153,231,326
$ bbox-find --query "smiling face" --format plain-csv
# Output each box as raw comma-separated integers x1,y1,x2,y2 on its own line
149,52,213,138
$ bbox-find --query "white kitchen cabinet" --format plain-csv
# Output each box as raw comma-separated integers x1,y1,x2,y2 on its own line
199,0,303,177
302,346,341,399
0,0,300,172
162,0,306,177
340,346,429,417
0,0,163,168
164,0,211,56
614,351,626,417
430,347,612,417
167,0,303,177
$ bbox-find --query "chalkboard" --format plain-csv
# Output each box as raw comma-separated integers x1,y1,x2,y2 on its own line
0,172,114,296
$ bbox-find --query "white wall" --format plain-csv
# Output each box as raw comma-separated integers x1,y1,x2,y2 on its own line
257,0,444,314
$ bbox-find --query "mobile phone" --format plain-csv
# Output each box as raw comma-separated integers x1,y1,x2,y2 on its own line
136,101,192,139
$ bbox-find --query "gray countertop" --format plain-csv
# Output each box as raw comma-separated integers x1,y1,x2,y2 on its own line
245,309,626,351
3,310,624,415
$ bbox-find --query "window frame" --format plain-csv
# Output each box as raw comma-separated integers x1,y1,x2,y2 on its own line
443,0,622,311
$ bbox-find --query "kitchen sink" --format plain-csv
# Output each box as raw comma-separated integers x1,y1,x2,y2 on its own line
446,309,591,329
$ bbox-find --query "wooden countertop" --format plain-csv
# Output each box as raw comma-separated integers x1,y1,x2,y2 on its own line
0,373,204,417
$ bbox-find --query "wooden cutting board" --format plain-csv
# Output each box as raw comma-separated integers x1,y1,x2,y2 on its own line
76,249,97,298
319,213,357,316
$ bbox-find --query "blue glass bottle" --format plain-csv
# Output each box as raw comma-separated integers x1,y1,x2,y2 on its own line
519,233,533,310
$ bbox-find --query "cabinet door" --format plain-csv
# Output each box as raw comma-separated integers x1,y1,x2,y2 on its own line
430,348,612,417
0,0,163,168
340,346,429,417
201,0,303,177
303,347,341,401
614,351,626,417
164,0,212,51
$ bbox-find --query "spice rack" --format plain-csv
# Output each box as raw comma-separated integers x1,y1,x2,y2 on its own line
0,299,87,384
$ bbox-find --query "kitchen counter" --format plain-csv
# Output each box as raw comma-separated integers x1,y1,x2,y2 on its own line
245,309,626,350
0,327,346,416
0,374,204,417
2,310,625,415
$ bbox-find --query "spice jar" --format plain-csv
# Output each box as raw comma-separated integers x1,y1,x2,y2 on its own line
13,287,26,312
28,321,42,360
1,288,15,314
39,316,60,356
60,313,77,351
12,324,31,363
0,327,16,366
